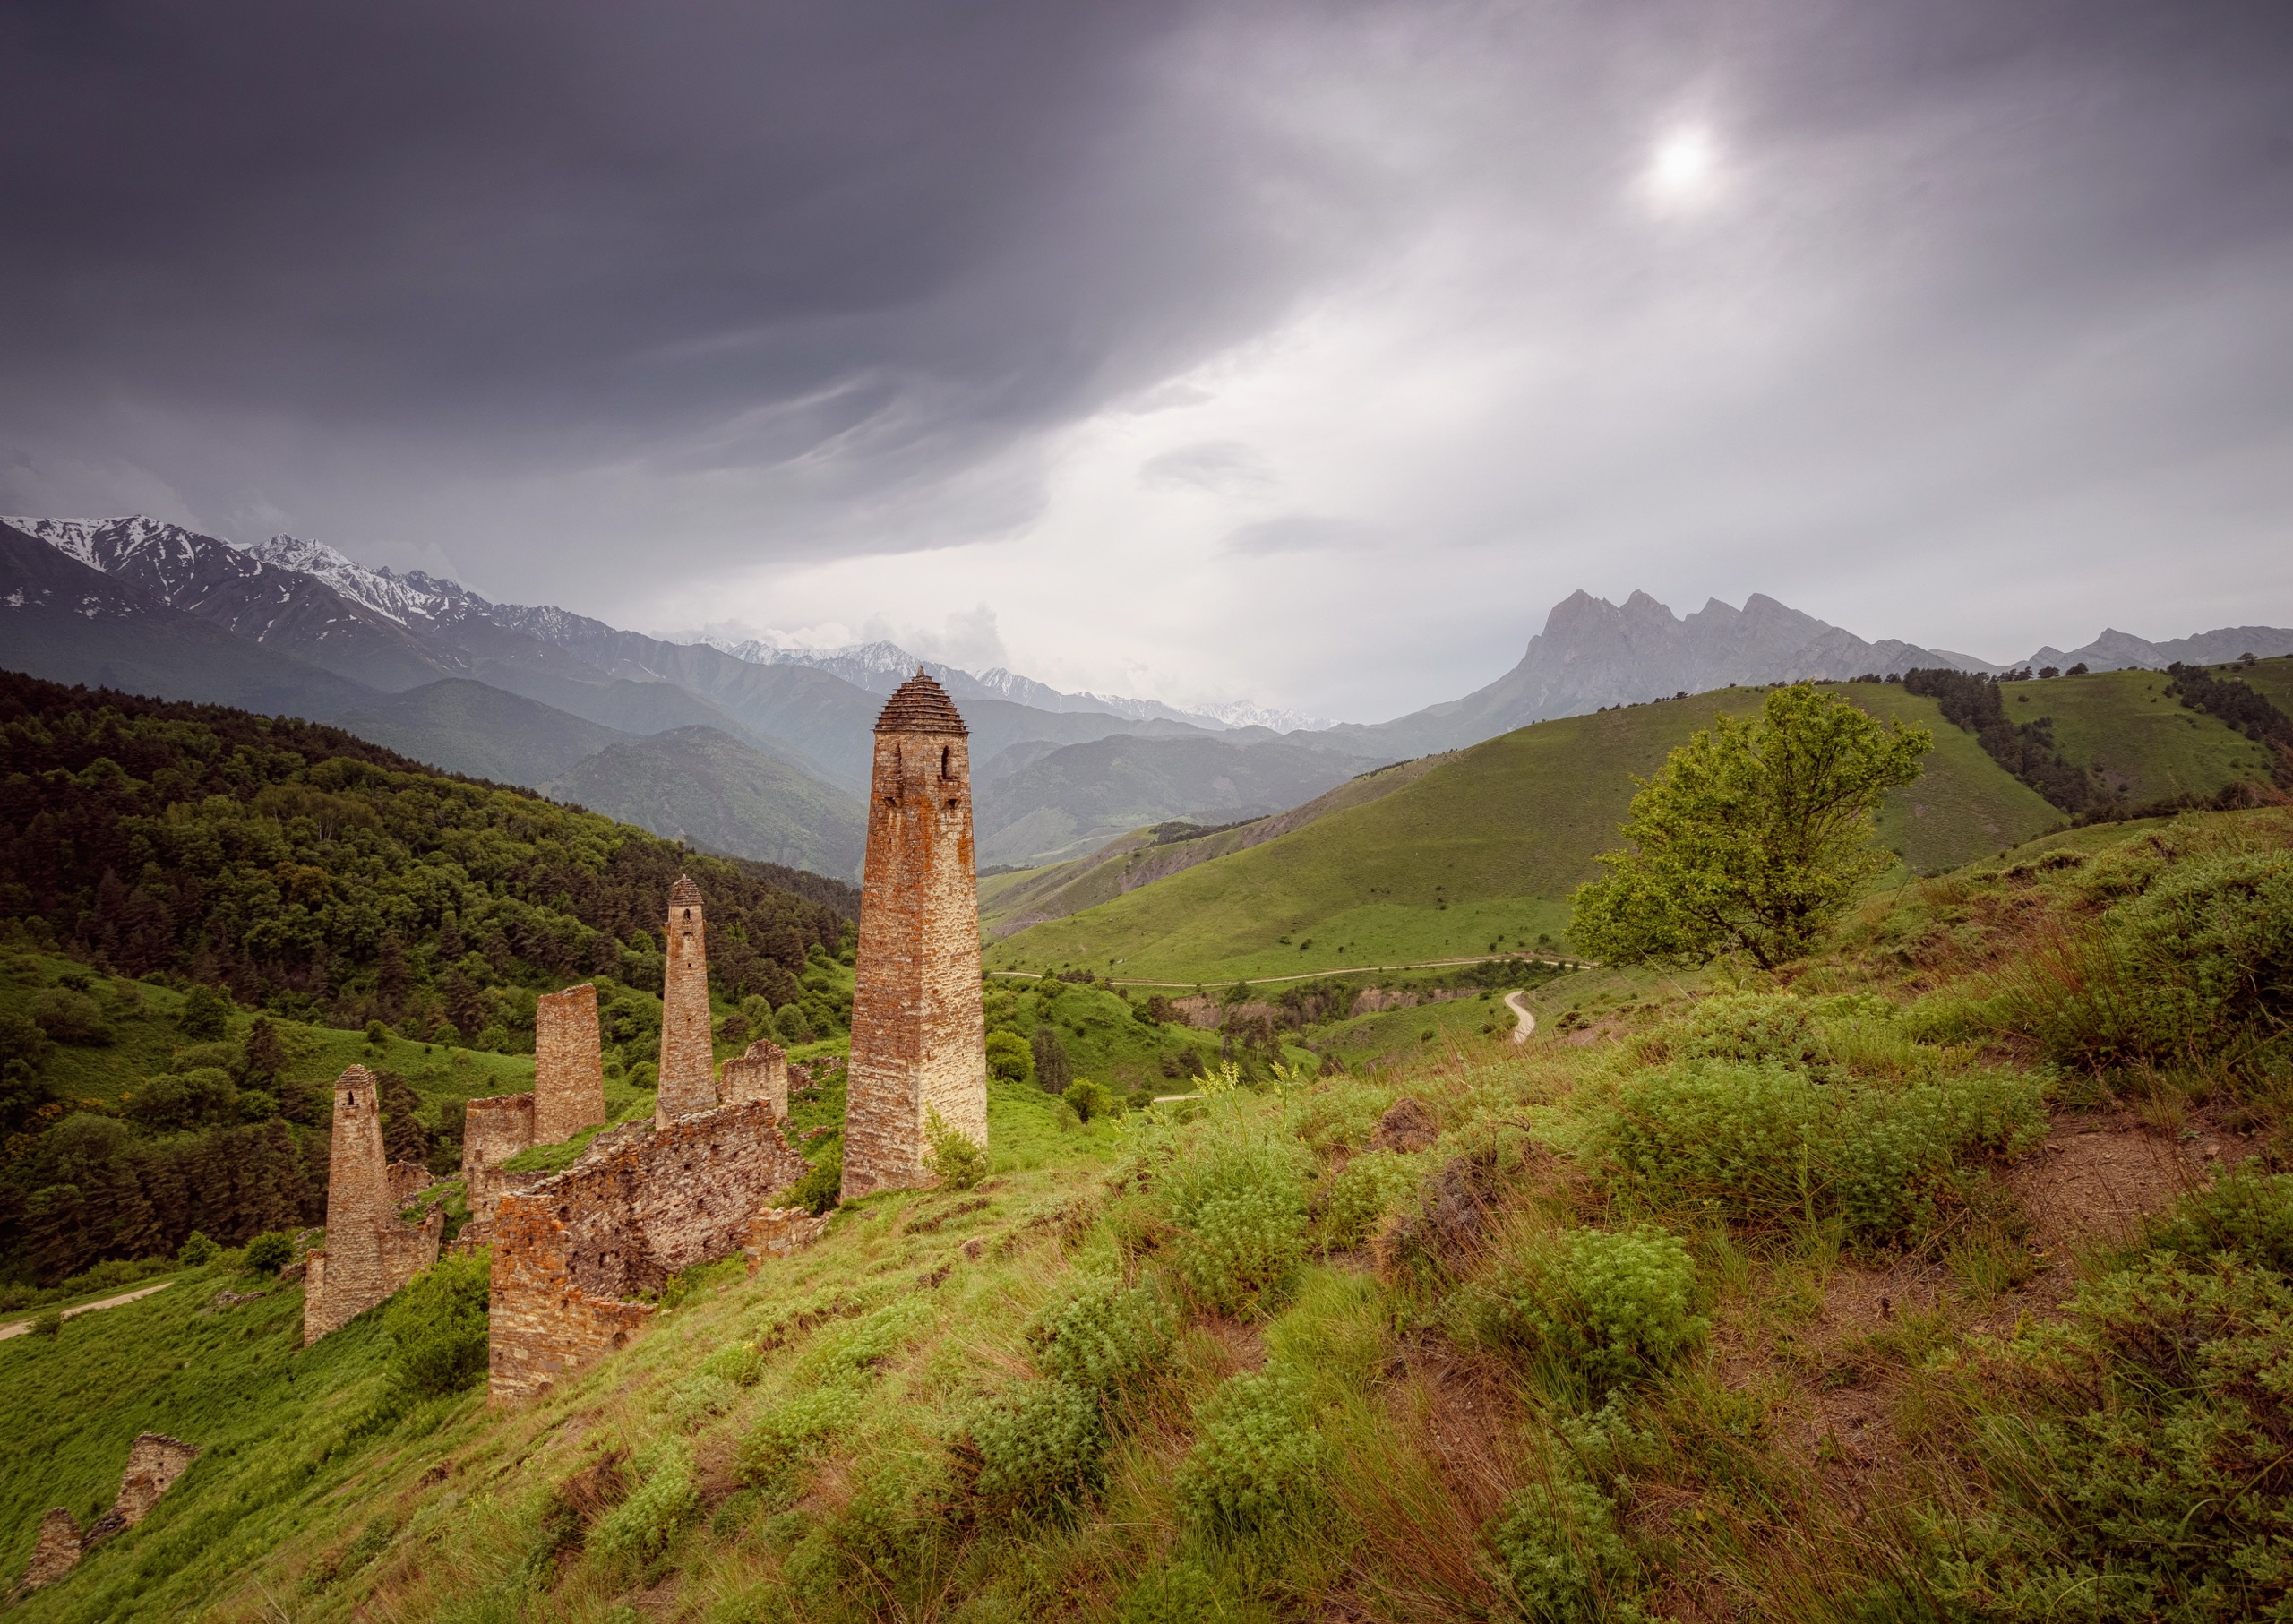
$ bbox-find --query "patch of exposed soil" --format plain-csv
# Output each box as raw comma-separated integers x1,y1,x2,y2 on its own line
2009,1113,2233,1259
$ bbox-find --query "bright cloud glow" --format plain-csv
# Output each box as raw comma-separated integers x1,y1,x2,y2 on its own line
1641,125,1723,210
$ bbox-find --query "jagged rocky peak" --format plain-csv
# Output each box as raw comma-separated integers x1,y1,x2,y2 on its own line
248,535,479,625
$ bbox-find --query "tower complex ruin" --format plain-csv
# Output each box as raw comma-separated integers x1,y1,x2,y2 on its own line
842,671,987,1199
460,981,610,1220
657,874,717,1125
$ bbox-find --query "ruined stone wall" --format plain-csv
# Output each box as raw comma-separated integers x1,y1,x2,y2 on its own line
844,673,988,1201
304,1065,442,1345
461,1093,537,1216
535,983,607,1142
657,877,717,1125
487,1097,812,1405
720,1038,789,1121
18,1433,202,1589
386,1160,433,1204
21,1509,83,1590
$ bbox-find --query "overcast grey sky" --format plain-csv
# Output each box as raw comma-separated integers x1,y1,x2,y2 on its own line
3,0,2289,719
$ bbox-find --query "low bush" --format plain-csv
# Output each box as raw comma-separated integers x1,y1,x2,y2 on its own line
1318,1147,1428,1250
382,1248,491,1397
789,1133,843,1214
1161,1135,1310,1315
1651,990,1830,1072
737,1385,868,1497
1175,1370,1324,1534
1488,1470,1641,1623
33,987,115,1045
1599,1059,2043,1242
243,1231,293,1274
1062,1078,1112,1122
1025,1276,1172,1412
1988,847,2293,1078
1472,1225,1706,1390
178,1231,219,1267
588,1438,700,1577
968,1379,1104,1514
926,1109,988,1190
699,1339,765,1388
1934,1249,2293,1621
2144,1168,2293,1274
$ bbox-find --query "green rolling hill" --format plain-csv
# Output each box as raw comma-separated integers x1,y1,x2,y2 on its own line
985,683,2059,984
1994,666,2278,802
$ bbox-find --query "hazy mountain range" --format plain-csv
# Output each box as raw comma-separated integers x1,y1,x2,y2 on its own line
4,513,2286,878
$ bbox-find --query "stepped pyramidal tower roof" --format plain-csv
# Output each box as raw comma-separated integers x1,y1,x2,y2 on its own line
873,669,968,735
668,872,703,906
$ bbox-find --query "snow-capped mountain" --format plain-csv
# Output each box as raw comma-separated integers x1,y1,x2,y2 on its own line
246,534,479,625
1189,700,1335,733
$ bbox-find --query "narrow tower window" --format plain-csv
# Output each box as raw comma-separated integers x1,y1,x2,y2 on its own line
940,744,950,778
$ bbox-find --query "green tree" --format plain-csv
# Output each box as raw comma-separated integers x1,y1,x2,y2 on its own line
178,984,233,1041
985,1029,1035,1087
383,1249,492,1396
1569,683,1930,970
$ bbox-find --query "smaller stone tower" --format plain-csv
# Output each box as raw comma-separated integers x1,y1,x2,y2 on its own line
535,982,607,1141
721,1037,790,1121
843,670,988,1199
303,1064,442,1345
657,875,717,1125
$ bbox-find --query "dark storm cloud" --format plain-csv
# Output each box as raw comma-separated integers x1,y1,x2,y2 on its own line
0,0,2289,683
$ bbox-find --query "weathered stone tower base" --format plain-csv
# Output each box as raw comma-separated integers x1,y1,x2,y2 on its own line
721,1038,790,1120
303,1064,442,1345
535,982,608,1141
843,672,988,1201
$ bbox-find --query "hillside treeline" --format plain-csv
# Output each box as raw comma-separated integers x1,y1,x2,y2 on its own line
1901,666,2104,812
2168,660,2293,783
0,672,857,1036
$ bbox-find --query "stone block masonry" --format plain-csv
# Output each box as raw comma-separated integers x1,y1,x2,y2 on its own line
657,876,717,1126
16,1432,201,1590
303,1065,442,1345
461,1092,537,1217
843,671,989,1201
721,1037,789,1120
487,1097,812,1405
535,982,607,1141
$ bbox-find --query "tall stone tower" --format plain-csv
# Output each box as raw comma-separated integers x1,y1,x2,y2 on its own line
302,1064,440,1345
657,875,717,1125
843,671,987,1199
535,982,607,1142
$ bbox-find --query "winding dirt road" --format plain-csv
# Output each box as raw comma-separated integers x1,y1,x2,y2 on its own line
0,1278,175,1341
1504,990,1537,1044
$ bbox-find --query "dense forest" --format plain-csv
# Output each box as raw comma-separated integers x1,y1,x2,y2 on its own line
0,671,856,1035
1901,666,2105,812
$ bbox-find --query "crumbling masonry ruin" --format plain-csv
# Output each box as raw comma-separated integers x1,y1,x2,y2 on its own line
460,982,611,1221
302,1065,442,1345
721,1036,791,1119
19,1432,202,1590
487,1099,812,1404
843,671,988,1200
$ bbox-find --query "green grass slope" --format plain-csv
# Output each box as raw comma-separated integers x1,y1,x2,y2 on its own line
544,726,867,881
2221,651,2293,717
1993,666,2275,801
978,752,1457,939
989,684,2057,984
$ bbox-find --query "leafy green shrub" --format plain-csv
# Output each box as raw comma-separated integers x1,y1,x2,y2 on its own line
588,1438,699,1576
30,1309,63,1337
178,1231,219,1267
926,1109,987,1190
2146,1170,2293,1274
1121,1561,1227,1622
1599,1059,2043,1242
1935,1251,2293,1621
126,1066,239,1130
1062,1078,1111,1122
799,1299,932,1383
736,1384,867,1497
969,1379,1104,1513
985,1029,1035,1087
1318,1148,1428,1250
700,1339,765,1388
1175,1370,1324,1534
1488,1471,1640,1622
382,1249,491,1397
177,984,232,1040
1162,1136,1310,1315
243,1231,293,1274
789,1133,843,1214
1026,1276,1172,1410
1989,848,2293,1076
666,1371,741,1430
33,987,114,1044
1473,1226,1706,1390
1655,990,1829,1071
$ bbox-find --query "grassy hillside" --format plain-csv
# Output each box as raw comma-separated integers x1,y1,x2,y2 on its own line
13,806,2290,1622
988,684,2057,984
1992,666,2275,802
2221,650,2293,716
978,753,1456,938
545,726,867,881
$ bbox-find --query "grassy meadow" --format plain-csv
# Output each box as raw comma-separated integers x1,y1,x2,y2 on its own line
11,803,2290,1621
1994,665,2278,802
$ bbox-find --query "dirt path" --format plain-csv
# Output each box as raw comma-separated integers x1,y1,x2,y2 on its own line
0,1279,174,1341
1503,990,1537,1044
